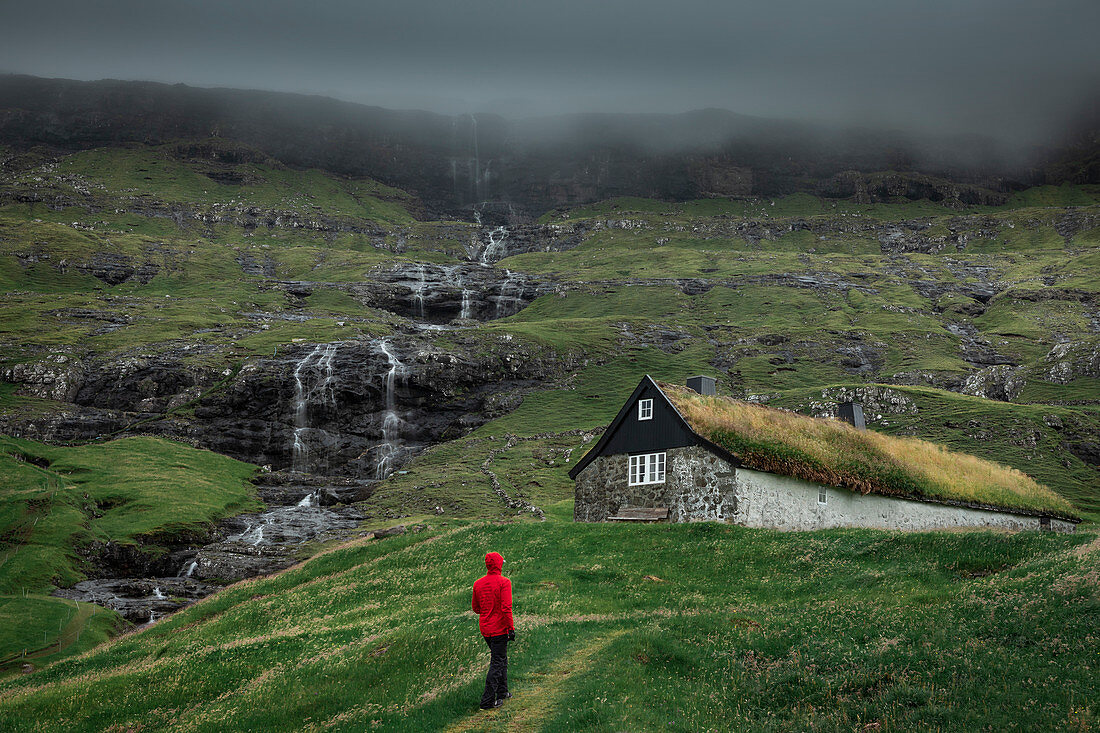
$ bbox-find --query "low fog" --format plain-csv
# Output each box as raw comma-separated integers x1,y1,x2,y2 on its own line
2,0,1097,146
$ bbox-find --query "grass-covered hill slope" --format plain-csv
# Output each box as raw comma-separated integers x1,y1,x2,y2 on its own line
0,136,1096,726
0,515,1096,731
659,382,1076,517
370,363,1100,524
0,436,258,666
4,140,1095,518
0,142,1095,506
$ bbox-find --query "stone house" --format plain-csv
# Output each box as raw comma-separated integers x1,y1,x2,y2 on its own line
569,375,1078,532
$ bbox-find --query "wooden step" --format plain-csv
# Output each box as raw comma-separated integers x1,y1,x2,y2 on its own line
607,507,670,522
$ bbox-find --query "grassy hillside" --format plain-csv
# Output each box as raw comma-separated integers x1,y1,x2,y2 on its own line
0,436,259,665
0,516,1095,731
763,385,1100,520
369,362,1100,523
0,139,1097,706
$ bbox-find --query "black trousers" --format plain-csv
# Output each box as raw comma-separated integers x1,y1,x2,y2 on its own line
480,634,509,707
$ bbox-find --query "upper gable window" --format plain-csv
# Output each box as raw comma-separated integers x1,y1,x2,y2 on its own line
638,399,653,421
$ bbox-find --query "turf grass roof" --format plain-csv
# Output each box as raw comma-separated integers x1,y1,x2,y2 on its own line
656,381,1078,520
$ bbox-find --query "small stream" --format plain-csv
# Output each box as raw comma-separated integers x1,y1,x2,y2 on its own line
55,474,368,625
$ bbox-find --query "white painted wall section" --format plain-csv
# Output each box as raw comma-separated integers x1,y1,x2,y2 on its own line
730,467,1073,532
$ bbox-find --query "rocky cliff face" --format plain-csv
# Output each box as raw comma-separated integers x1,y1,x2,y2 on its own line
353,263,554,322
1,332,577,478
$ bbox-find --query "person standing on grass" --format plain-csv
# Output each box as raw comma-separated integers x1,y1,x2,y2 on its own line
472,551,515,710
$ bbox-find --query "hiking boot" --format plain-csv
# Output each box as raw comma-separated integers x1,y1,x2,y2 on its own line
480,699,503,710
501,692,512,700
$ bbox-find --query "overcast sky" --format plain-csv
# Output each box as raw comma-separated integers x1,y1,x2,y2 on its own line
2,0,1097,143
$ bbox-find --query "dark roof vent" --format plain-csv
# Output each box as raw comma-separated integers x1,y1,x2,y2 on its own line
686,376,716,396
838,402,865,430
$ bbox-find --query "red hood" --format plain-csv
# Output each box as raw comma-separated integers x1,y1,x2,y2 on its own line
485,552,504,574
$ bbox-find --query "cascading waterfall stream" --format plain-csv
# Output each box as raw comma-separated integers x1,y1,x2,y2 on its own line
496,269,522,318
291,343,339,473
480,226,509,264
460,288,473,319
411,264,427,318
375,339,406,479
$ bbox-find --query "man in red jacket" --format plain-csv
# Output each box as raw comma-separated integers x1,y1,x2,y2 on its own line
472,551,514,710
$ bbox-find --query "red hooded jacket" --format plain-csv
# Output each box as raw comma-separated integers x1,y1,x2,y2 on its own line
472,552,514,638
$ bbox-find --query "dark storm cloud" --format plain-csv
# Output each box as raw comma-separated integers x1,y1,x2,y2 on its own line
2,0,1097,142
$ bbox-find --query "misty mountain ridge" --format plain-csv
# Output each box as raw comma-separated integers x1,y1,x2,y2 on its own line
3,74,1093,221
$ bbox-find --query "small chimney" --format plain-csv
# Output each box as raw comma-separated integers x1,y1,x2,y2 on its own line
838,402,865,430
686,376,716,396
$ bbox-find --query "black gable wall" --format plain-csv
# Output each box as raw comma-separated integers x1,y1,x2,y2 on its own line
599,381,698,457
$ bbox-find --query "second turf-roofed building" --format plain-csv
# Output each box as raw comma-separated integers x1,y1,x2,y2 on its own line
569,376,1078,532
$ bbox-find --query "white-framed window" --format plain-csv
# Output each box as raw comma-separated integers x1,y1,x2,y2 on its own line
638,399,653,421
818,487,827,505
629,452,666,486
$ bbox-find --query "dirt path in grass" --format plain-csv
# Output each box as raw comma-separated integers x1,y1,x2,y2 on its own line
443,629,627,733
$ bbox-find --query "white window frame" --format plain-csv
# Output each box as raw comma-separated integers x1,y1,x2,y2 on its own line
818,487,827,505
628,452,666,486
638,399,653,421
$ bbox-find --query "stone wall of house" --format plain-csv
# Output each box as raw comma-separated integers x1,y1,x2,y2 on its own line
730,467,1075,532
573,445,737,522
574,449,1075,532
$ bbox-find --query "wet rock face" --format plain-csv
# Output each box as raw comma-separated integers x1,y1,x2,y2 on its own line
253,471,374,506
361,263,553,323
204,335,574,476
467,223,591,262
3,334,576,478
55,578,219,623
73,356,215,412
194,502,362,583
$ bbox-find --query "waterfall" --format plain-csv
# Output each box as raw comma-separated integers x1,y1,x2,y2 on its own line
443,264,473,320
152,587,166,600
181,561,197,578
496,270,522,318
375,339,406,479
291,343,339,472
232,516,269,546
481,226,509,264
411,264,427,319
297,491,319,508
460,288,473,319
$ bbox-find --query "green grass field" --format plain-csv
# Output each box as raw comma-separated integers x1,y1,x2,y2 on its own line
0,516,1095,731
0,141,1098,726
